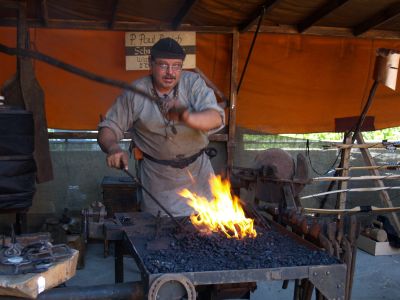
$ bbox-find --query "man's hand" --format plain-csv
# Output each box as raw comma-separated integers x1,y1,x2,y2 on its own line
98,127,129,170
166,100,189,122
106,145,129,170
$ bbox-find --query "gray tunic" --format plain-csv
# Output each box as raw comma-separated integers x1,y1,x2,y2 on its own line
98,71,225,217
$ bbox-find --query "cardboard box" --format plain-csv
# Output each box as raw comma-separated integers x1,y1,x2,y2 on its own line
357,234,400,256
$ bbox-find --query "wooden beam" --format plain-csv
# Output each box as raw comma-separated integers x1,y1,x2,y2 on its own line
297,0,349,33
48,132,98,139
1,18,400,40
239,0,280,33
41,0,49,27
209,133,228,142
0,18,234,33
254,24,400,39
0,0,19,9
353,3,400,36
336,136,351,210
331,142,398,149
227,31,239,177
172,0,198,30
108,0,119,29
17,0,27,50
47,131,227,141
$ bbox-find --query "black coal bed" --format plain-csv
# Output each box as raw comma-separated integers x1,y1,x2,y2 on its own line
115,212,346,299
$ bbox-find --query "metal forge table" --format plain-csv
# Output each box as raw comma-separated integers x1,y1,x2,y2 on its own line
108,212,346,300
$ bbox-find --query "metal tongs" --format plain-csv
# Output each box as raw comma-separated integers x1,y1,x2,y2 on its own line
123,169,186,231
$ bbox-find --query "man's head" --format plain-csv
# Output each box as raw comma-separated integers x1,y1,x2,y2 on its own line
149,38,186,93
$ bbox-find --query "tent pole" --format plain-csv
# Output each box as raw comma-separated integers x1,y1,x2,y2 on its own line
227,30,239,178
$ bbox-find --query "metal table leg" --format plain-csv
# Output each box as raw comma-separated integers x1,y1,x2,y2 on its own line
115,239,124,283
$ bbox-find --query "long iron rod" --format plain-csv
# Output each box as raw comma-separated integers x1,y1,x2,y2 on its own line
123,169,185,230
335,164,400,171
303,205,400,215
313,174,400,182
0,44,226,109
237,5,265,94
301,186,400,199
0,43,159,102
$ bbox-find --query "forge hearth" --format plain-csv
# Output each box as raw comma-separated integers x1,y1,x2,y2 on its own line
112,212,346,300
141,223,338,274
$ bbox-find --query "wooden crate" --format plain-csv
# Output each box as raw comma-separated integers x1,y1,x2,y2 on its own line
101,176,140,217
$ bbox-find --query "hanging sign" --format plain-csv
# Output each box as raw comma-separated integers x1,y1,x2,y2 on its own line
125,31,196,71
373,48,400,90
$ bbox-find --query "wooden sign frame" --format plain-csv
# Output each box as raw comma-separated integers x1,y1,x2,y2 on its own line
125,31,196,71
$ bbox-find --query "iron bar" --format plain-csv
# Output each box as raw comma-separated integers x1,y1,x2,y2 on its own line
301,186,400,199
0,43,159,103
237,5,265,94
122,169,185,231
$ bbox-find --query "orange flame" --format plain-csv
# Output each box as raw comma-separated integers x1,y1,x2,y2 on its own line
179,175,257,239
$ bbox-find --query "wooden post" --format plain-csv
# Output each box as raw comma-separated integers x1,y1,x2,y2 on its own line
355,132,400,235
336,136,352,210
227,30,239,177
17,0,27,65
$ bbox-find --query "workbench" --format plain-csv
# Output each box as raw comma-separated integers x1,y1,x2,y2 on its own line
105,212,347,300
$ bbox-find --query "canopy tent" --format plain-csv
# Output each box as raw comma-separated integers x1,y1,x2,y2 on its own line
1,0,400,134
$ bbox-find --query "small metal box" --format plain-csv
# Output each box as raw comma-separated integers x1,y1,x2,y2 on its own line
101,176,140,217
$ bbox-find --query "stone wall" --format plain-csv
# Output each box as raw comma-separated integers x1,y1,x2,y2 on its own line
1,134,400,233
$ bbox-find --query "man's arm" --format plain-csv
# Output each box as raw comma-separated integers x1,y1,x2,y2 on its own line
97,127,129,170
181,109,223,131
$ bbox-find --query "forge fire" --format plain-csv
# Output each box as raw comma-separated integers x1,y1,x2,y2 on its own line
179,175,257,239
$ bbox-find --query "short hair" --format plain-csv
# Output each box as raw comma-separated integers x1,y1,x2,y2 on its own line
150,38,186,60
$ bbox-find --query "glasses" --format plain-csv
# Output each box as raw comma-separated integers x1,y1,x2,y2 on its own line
154,62,183,72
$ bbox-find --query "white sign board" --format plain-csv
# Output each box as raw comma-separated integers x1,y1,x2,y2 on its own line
373,48,400,90
125,32,196,71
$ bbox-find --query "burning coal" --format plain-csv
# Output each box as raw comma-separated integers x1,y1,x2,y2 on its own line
179,175,257,239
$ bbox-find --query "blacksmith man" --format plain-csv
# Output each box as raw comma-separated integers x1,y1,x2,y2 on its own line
97,37,224,217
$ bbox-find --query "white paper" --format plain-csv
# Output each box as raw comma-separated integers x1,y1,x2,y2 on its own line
37,276,46,294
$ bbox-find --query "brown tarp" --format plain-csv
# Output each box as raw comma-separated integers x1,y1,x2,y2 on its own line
1,27,400,133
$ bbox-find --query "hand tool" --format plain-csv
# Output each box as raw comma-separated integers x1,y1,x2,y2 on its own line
122,169,185,231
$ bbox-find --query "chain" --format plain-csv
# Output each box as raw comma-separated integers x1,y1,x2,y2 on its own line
150,78,179,137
